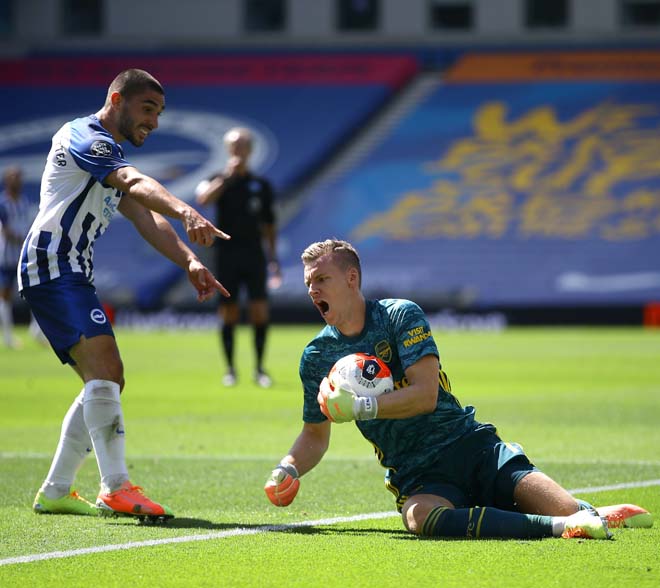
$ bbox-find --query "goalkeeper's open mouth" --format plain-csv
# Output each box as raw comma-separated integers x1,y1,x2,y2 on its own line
315,300,330,317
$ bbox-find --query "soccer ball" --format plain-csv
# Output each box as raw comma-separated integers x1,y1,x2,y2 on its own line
328,353,393,397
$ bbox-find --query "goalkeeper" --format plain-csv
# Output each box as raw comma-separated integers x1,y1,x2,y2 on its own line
264,239,653,540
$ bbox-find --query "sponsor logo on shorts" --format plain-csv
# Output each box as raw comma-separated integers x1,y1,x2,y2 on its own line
90,140,113,157
90,308,107,324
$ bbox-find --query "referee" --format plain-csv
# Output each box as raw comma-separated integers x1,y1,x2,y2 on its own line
196,127,280,388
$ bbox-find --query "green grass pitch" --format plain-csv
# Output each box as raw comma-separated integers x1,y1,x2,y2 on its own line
1,324,659,587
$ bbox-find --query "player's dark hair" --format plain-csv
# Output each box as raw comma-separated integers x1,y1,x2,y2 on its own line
301,239,362,287
106,69,164,103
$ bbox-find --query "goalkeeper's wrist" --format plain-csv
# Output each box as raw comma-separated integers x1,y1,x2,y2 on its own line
353,396,378,420
278,461,299,478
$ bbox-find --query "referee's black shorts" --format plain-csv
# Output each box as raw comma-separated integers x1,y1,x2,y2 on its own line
214,245,267,303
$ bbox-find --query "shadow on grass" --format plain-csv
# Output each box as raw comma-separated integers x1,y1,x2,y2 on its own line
165,517,409,537
164,519,522,541
284,526,411,537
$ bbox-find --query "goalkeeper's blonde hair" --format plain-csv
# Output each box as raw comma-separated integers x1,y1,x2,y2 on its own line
301,239,362,287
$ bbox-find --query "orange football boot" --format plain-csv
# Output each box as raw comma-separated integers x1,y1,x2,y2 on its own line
96,481,174,521
596,504,653,529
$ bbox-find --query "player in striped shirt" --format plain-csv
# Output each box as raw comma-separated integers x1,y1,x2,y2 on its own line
0,166,32,348
24,69,230,521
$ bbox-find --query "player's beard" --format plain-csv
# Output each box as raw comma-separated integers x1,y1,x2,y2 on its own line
117,109,145,147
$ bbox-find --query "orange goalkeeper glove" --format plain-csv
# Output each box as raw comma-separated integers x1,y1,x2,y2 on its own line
264,462,300,507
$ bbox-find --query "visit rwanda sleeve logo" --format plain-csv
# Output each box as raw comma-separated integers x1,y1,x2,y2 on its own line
403,326,432,348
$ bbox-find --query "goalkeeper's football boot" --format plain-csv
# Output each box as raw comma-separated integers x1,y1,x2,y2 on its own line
33,487,99,516
96,481,174,523
596,504,653,529
561,510,612,540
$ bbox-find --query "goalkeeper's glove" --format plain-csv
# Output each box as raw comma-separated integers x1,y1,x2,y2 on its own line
264,462,300,507
317,377,378,424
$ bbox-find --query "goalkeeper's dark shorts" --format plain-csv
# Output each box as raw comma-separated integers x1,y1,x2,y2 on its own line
394,424,538,512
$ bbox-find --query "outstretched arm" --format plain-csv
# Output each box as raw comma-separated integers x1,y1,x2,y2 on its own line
265,420,331,506
118,195,229,301
107,166,229,246
281,420,331,476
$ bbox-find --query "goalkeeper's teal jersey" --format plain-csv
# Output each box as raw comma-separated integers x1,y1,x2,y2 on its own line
300,299,478,486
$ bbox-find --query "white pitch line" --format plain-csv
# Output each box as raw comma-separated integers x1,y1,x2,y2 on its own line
0,511,398,567
1,478,659,568
568,478,660,494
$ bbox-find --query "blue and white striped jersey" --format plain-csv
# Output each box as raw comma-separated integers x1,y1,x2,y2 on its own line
18,115,129,290
0,192,33,269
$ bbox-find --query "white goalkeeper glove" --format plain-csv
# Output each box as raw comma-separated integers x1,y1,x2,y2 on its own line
264,462,300,507
317,377,378,423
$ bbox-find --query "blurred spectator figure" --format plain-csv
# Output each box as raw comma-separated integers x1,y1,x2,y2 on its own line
0,166,44,348
196,127,280,388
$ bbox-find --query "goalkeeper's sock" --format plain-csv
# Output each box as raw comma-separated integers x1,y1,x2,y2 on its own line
421,506,554,539
221,324,235,369
82,379,129,493
41,389,93,498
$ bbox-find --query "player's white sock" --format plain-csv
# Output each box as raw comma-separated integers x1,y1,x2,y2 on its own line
82,379,129,493
0,299,14,346
41,389,93,499
551,516,567,537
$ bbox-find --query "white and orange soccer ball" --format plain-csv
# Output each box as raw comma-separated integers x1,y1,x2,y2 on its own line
328,353,394,397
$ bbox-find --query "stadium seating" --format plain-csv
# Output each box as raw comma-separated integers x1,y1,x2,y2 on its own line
3,50,659,315
0,53,417,308
276,50,660,313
